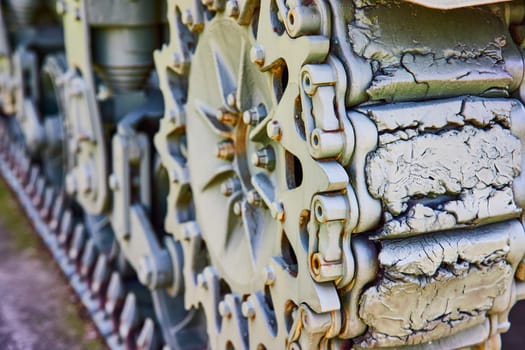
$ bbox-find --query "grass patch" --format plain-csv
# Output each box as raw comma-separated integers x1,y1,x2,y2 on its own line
0,178,40,252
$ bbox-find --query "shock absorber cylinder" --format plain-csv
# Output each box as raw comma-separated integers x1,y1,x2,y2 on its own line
87,0,162,92
4,0,41,26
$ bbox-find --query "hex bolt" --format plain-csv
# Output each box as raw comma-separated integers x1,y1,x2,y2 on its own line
221,177,241,197
173,53,182,67
56,1,66,15
218,300,232,318
242,300,256,318
216,107,239,126
74,7,81,20
233,201,242,216
227,92,237,109
263,265,276,285
68,82,83,98
226,0,239,17
216,140,235,161
138,256,153,287
108,173,119,191
65,173,77,195
251,146,275,170
250,45,265,66
267,120,282,141
243,104,267,126
197,273,208,289
78,167,92,194
273,201,285,222
182,9,194,26
247,190,262,206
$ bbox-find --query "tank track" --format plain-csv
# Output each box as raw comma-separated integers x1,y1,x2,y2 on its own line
0,123,162,349
3,1,525,350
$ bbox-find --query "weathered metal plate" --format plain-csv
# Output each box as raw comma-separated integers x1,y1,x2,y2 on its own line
404,0,509,9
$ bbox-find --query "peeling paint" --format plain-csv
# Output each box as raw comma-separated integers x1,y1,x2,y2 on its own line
364,98,523,238
348,1,519,101
357,221,519,347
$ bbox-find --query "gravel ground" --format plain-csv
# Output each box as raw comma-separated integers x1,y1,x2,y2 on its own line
0,181,105,350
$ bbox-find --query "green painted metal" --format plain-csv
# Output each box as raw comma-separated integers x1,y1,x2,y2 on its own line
0,1,525,349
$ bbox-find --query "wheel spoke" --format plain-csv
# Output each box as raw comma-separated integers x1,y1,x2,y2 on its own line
201,164,235,192
194,99,232,138
212,44,236,104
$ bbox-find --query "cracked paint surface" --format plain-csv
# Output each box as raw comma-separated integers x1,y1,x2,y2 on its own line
357,221,518,347
348,1,518,102
364,98,522,238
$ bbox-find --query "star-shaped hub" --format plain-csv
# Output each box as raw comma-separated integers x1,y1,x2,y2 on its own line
186,16,284,294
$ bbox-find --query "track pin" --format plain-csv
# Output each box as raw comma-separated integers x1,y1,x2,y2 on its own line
32,177,46,209
136,318,158,350
18,155,31,184
80,238,98,281
25,166,38,196
105,272,125,319
58,210,74,247
7,144,16,169
91,254,110,297
119,293,140,344
49,193,65,232
40,186,55,221
69,223,86,265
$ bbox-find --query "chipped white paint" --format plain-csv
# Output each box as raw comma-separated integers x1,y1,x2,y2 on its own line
358,220,525,347
364,98,524,238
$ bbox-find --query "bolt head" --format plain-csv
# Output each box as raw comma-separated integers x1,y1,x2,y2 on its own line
263,265,276,285
69,83,83,98
138,257,153,286
226,92,237,109
65,173,77,195
233,201,242,215
182,10,194,25
218,300,232,317
56,1,66,15
168,109,178,123
197,273,207,289
216,107,238,126
109,174,119,191
267,120,282,141
247,190,261,206
220,177,240,197
243,104,267,126
242,110,255,125
242,300,255,318
173,53,182,67
251,147,275,170
251,152,262,167
226,0,239,17
272,202,285,221
250,45,265,66
216,140,235,161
